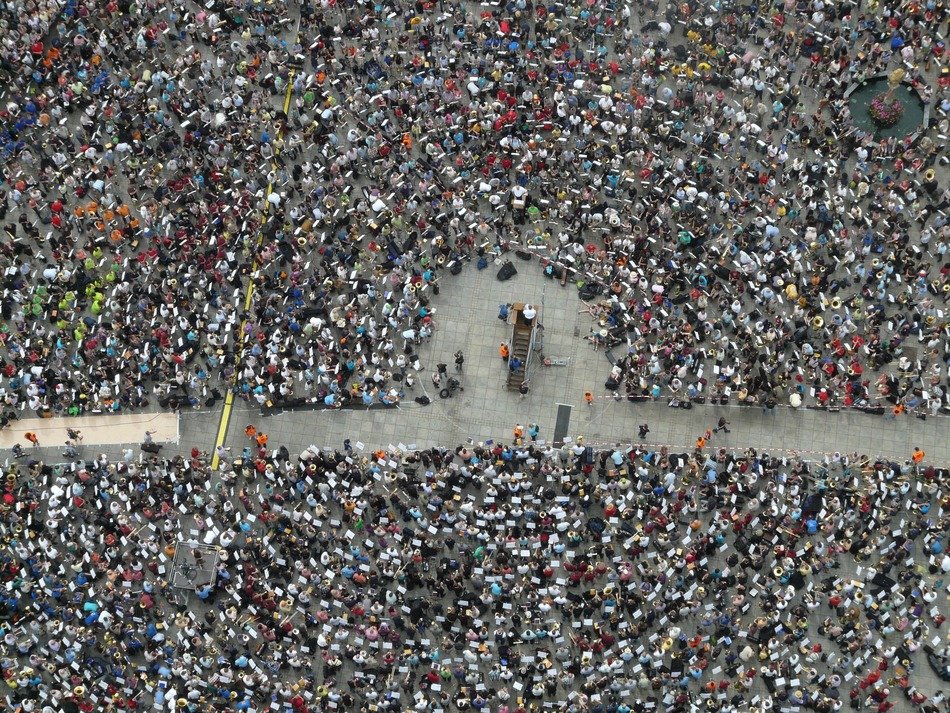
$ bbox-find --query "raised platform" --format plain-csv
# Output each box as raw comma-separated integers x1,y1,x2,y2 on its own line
0,412,179,450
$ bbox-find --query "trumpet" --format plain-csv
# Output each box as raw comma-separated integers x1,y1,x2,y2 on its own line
296,236,307,247
811,316,824,329
773,566,784,578
925,168,936,182
830,297,842,310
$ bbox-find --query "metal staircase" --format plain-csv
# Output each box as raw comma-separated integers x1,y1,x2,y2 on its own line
506,303,537,391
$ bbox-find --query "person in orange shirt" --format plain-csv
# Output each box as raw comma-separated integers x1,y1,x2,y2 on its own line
912,448,925,464
696,435,707,450
885,404,904,421
256,432,269,448
499,343,509,361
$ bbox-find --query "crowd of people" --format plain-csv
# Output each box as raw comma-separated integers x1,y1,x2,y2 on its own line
1,435,949,713
2,0,950,709
0,0,947,421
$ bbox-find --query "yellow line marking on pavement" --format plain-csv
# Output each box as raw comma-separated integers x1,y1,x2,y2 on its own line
211,72,295,470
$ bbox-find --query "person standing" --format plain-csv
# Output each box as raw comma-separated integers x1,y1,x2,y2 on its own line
454,350,464,372
713,417,731,433
24,431,39,447
638,424,650,439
